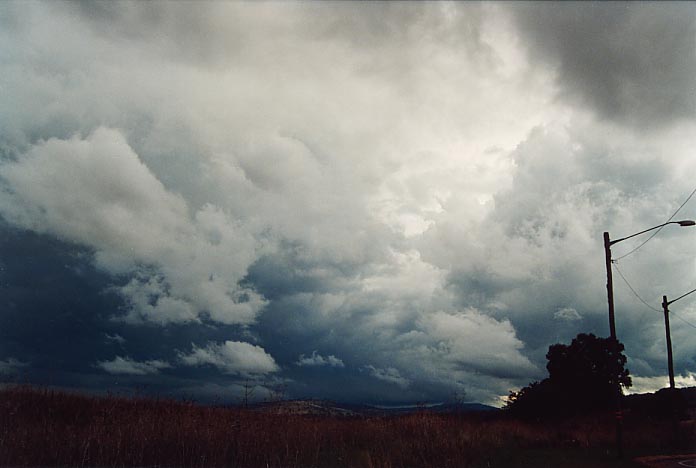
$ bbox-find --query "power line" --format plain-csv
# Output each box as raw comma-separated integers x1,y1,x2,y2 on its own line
615,186,696,261
612,262,661,312
671,311,696,330
614,263,696,329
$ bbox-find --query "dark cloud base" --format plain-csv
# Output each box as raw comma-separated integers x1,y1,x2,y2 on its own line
0,221,261,401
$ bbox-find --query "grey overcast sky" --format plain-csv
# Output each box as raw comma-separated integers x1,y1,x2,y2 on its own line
1,1,696,406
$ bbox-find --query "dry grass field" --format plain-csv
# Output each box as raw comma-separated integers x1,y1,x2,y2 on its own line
0,385,692,467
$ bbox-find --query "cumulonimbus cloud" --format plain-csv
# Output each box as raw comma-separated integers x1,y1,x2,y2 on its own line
0,2,694,405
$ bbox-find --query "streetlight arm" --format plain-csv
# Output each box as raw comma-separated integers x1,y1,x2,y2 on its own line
609,220,695,246
667,286,696,306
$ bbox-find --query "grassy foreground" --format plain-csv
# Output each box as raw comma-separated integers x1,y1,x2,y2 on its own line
0,385,692,467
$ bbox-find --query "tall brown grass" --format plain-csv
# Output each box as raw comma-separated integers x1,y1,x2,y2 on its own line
0,385,690,467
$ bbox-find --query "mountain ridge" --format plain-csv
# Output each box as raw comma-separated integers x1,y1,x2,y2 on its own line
247,399,498,416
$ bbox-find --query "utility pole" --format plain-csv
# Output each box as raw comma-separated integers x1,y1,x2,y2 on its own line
603,231,622,458
604,232,617,340
661,295,676,390
661,294,680,446
241,380,255,408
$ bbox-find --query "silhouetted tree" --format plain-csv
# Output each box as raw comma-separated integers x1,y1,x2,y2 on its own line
506,333,631,418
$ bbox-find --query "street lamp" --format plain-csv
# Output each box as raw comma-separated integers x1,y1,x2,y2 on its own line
602,219,695,458
604,220,695,340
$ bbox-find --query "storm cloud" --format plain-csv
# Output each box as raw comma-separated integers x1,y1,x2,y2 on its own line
510,2,696,128
1,1,695,405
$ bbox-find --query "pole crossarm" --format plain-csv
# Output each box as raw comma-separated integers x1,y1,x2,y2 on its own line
666,286,696,306
609,220,695,246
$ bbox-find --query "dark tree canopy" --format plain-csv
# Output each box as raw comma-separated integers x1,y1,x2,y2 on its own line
546,333,631,391
506,333,631,418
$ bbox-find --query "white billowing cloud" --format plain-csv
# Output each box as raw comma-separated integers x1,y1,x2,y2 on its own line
96,356,171,375
406,310,538,378
419,121,696,338
296,351,345,368
363,365,411,389
0,358,27,374
0,128,265,325
179,341,279,375
271,251,538,403
355,307,542,404
554,308,582,322
118,274,199,325
0,128,188,253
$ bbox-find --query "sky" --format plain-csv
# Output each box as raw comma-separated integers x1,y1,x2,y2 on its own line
1,1,696,407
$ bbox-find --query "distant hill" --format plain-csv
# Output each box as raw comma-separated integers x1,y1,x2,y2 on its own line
250,399,365,416
624,386,696,418
249,399,498,416
426,402,499,414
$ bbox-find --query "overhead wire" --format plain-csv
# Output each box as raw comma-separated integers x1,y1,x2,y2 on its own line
614,264,696,329
612,262,661,313
614,186,696,261
610,185,696,332
671,312,696,330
